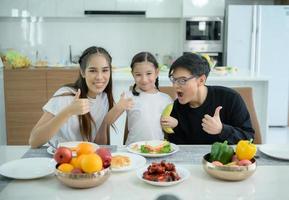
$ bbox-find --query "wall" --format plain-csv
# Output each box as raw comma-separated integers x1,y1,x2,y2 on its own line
0,16,182,67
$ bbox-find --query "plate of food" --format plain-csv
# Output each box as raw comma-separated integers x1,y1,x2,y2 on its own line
259,144,289,160
111,152,146,172
127,140,179,157
0,157,56,179
136,161,190,186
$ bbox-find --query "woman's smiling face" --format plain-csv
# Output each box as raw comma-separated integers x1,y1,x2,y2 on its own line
82,54,110,98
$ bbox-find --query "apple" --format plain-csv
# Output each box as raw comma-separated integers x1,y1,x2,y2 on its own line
71,168,83,174
54,147,72,164
96,147,111,168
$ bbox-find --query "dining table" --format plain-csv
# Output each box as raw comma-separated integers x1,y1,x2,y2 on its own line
0,144,289,200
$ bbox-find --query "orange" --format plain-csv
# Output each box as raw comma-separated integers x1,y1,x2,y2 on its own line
76,142,95,156
81,154,103,173
58,163,74,173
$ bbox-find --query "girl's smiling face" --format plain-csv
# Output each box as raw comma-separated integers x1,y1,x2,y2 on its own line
132,61,159,93
82,54,110,98
171,67,206,106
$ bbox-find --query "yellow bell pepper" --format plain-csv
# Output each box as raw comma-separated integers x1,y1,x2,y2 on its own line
236,139,257,160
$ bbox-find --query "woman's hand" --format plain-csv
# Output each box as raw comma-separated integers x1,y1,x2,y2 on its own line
67,89,90,115
202,106,223,134
160,116,178,129
116,93,134,111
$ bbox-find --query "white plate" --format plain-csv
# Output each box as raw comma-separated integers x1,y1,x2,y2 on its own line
127,140,179,158
0,157,56,179
47,146,55,155
259,144,289,160
111,152,146,172
136,166,190,187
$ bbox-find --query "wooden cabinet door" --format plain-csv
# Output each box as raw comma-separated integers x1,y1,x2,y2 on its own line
4,69,47,145
47,69,79,98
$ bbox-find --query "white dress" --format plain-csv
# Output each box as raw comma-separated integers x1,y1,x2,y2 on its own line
43,87,109,146
125,90,173,145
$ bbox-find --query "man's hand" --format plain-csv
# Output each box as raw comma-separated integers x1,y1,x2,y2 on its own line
160,116,178,129
201,106,223,135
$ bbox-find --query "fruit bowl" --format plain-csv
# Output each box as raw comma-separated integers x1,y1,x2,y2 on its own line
202,153,256,181
55,167,110,188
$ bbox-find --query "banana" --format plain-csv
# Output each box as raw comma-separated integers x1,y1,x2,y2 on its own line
202,54,213,68
161,104,174,134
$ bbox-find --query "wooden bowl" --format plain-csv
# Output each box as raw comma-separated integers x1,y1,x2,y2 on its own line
55,167,110,188
202,153,256,181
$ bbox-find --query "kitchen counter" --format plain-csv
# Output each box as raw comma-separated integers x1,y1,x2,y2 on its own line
1,145,289,200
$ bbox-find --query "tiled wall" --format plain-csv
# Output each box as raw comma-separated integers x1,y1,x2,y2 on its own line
0,16,183,67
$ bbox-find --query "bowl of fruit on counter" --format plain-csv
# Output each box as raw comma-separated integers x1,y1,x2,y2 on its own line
203,140,257,181
54,143,112,188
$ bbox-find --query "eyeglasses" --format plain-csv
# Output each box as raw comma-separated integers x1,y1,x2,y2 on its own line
169,75,196,85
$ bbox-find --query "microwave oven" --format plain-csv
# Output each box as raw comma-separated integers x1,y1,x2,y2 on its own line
184,17,223,53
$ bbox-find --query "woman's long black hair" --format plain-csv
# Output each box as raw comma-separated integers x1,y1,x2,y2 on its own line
60,46,114,142
130,52,159,96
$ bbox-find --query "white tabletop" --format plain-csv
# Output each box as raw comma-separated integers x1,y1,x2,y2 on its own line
0,145,289,200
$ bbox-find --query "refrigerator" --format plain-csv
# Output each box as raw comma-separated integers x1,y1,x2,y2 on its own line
226,5,289,126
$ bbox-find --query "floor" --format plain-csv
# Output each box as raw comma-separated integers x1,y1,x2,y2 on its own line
266,127,289,144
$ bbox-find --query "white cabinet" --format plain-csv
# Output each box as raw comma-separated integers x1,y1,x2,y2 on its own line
56,0,84,17
84,0,116,11
116,0,147,11
146,0,182,18
0,0,28,17
183,0,225,17
28,0,57,17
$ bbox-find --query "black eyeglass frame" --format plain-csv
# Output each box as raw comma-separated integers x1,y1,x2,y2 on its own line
169,75,197,85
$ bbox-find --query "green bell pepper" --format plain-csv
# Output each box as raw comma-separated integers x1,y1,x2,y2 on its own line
209,140,234,164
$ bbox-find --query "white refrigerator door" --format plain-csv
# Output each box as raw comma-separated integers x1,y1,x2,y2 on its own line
257,6,289,126
226,5,254,74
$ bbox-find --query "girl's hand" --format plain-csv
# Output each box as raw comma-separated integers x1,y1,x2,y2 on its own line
117,93,134,110
160,116,178,129
67,89,90,115
202,106,223,134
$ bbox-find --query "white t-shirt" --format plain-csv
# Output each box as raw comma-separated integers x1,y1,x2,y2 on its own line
43,87,109,146
125,90,173,145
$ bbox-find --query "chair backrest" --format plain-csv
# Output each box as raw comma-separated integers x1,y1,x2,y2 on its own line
232,87,262,144
123,86,262,144
123,86,176,144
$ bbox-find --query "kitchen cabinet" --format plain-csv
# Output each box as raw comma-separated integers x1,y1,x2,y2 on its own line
183,0,225,17
56,0,84,17
146,0,182,18
84,0,116,11
4,69,47,145
116,0,147,11
28,0,57,17
46,70,79,98
0,0,28,17
4,68,79,145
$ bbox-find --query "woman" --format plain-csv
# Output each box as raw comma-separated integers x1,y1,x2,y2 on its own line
29,46,115,148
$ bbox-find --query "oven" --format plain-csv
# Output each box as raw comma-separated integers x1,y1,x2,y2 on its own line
184,17,223,66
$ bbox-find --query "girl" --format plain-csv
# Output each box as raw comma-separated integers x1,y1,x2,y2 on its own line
161,53,254,144
29,46,116,148
110,52,173,144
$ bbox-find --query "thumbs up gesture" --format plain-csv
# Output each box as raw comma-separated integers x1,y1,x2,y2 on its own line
117,92,134,110
68,89,90,115
201,106,223,135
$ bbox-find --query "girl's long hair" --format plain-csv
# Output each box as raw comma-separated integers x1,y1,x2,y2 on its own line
57,46,114,142
130,52,159,96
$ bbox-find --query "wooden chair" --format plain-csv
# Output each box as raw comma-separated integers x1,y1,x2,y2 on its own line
123,86,177,144
232,87,262,144
123,86,262,144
